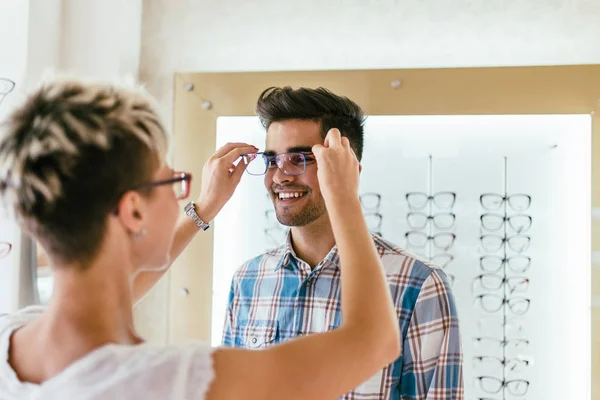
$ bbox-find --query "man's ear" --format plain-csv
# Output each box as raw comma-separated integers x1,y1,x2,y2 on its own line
115,191,147,235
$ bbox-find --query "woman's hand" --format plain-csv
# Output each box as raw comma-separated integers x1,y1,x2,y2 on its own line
194,142,258,222
311,129,360,206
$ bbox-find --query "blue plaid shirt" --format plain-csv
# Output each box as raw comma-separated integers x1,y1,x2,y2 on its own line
223,232,464,400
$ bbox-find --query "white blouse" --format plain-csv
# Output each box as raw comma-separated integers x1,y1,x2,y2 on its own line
0,307,215,400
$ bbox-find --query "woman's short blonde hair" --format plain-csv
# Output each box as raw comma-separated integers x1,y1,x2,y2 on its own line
0,78,169,266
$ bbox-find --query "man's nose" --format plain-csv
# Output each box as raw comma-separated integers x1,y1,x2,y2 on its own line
273,166,295,185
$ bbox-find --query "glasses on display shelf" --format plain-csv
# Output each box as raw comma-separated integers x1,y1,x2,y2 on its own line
359,192,381,211
480,193,531,212
479,255,531,273
472,274,529,294
475,294,531,315
480,213,532,233
405,231,456,251
407,212,456,230
364,212,383,232
0,242,12,260
473,355,531,373
475,376,530,396
264,227,287,247
479,234,531,253
406,191,456,211
473,336,530,349
0,78,15,108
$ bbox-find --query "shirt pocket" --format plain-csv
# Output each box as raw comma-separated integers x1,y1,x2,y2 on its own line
241,320,279,349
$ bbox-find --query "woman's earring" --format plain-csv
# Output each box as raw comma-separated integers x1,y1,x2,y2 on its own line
132,228,147,240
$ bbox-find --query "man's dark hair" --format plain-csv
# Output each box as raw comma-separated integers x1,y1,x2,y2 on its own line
255,87,366,160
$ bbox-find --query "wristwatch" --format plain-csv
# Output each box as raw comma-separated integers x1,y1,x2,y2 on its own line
184,201,211,231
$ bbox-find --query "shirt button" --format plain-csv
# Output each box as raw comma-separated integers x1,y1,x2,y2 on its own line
251,337,258,344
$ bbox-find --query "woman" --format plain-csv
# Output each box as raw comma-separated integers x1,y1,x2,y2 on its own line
0,78,399,399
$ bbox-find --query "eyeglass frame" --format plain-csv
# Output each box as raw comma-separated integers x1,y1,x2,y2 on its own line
475,293,531,315
473,355,531,372
479,255,532,273
242,151,316,176
0,242,12,260
405,231,456,250
472,273,529,294
0,78,16,108
132,171,192,200
406,191,457,210
479,233,531,253
407,211,456,230
113,171,192,215
359,192,381,211
480,213,533,233
474,336,530,348
475,376,530,396
479,193,532,212
364,212,383,230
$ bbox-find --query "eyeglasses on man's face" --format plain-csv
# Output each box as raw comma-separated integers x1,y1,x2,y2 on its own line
242,152,316,176
133,171,192,200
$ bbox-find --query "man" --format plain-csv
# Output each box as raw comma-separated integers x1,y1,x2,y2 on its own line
222,87,463,400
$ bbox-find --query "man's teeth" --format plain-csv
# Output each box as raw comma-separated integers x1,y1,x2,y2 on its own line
279,192,305,199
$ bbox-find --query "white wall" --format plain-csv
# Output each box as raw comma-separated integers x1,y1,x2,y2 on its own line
0,0,151,322
0,0,30,314
140,0,600,127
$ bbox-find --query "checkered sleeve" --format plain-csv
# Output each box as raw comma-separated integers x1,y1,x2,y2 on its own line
400,270,464,399
221,276,238,347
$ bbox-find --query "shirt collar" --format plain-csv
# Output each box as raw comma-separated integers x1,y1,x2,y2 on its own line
275,230,341,271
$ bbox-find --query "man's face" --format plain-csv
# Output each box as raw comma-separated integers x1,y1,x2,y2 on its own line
264,119,327,227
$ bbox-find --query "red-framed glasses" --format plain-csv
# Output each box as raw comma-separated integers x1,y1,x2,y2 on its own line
133,171,192,200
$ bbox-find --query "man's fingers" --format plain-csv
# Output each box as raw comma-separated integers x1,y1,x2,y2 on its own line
325,128,342,147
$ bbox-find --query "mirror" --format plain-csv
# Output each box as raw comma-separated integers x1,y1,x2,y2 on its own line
212,114,591,400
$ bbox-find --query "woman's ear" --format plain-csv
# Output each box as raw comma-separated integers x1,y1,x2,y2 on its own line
115,191,147,235
359,163,363,174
